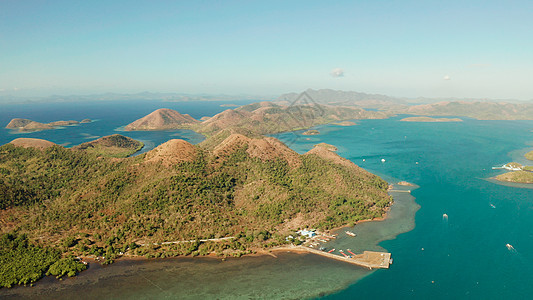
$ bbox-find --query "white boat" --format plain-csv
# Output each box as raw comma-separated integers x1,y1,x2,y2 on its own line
381,158,386,162
345,231,357,237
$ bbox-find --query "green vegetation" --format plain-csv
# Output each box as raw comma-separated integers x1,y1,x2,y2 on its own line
1,103,395,287
0,132,390,287
72,134,144,158
0,233,85,288
47,257,87,278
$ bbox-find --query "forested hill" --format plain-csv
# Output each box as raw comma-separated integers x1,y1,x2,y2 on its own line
0,133,390,287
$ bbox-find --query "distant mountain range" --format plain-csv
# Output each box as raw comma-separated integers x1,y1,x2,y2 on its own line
277,89,533,120
276,88,532,109
2,89,531,106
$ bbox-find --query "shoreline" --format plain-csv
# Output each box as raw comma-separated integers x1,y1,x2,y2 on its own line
80,186,401,268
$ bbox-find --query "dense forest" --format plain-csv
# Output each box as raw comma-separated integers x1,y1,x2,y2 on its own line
0,132,390,287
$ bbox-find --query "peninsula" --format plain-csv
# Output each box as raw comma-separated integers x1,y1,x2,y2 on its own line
493,161,533,184
0,128,391,287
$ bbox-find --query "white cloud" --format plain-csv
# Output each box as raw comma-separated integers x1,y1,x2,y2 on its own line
330,68,344,78
443,75,451,81
468,63,491,68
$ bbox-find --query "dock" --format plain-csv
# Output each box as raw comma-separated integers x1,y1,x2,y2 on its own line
287,246,392,269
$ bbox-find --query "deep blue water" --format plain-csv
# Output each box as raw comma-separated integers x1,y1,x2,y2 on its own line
0,100,256,150
1,101,532,299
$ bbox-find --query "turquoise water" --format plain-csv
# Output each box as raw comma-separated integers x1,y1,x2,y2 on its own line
293,118,533,299
1,102,532,299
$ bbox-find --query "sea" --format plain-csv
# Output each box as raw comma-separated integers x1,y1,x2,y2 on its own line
0,100,532,299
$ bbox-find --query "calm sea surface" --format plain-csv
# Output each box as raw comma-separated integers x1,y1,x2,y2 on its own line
0,101,532,299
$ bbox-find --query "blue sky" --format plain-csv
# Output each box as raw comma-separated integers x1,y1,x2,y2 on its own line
1,0,532,99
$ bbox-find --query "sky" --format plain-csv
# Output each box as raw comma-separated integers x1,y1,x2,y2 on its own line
1,0,532,100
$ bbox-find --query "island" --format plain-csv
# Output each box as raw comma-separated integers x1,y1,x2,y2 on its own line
5,118,88,132
124,108,199,131
72,134,144,158
399,116,463,122
0,127,391,287
302,129,320,135
493,161,533,184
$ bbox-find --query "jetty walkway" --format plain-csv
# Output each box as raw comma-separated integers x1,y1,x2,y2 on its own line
283,246,392,269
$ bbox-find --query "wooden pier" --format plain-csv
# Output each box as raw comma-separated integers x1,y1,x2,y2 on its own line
286,246,392,269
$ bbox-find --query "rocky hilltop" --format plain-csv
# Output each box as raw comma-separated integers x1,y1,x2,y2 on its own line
144,139,197,166
72,134,144,158
124,108,199,131
9,138,58,150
